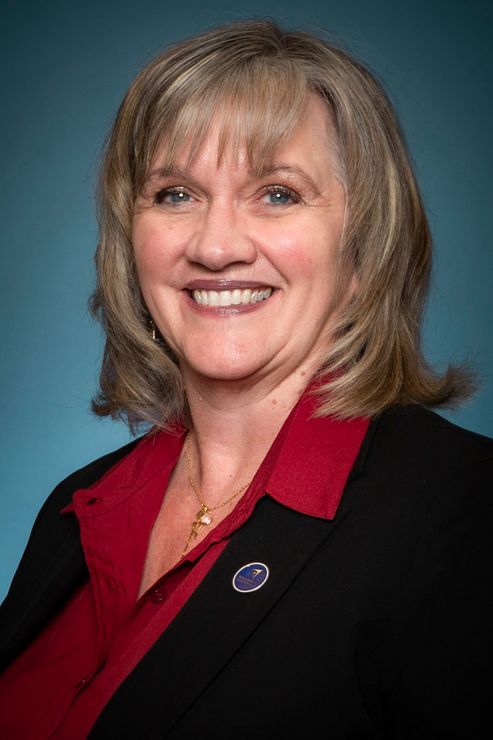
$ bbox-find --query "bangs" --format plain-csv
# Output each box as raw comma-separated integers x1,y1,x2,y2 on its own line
141,58,311,180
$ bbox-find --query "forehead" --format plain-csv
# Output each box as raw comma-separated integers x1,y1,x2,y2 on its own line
149,93,337,179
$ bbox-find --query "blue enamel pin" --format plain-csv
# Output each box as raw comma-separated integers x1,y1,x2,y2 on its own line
232,562,270,593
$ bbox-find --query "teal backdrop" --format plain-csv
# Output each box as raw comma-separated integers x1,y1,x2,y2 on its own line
1,0,492,599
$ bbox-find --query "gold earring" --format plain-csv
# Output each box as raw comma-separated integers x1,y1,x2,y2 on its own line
149,318,157,342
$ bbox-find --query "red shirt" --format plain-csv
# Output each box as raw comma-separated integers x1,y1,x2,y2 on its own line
0,392,369,739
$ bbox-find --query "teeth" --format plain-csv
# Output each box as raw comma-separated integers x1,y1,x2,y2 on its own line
192,288,273,307
219,290,232,306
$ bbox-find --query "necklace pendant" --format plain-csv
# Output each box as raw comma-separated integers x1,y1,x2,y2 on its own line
198,505,213,526
190,505,213,541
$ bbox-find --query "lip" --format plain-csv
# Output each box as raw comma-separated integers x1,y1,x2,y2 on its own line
184,279,273,291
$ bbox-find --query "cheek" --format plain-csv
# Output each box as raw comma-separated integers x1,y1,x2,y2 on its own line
258,219,342,280
132,218,179,277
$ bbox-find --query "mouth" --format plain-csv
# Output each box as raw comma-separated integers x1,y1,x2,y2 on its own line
183,280,276,310
191,287,273,307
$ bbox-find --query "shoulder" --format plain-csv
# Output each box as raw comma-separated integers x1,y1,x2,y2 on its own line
29,438,142,529
376,404,493,457
16,436,142,544
350,405,493,541
0,438,143,662
9,438,143,575
365,404,493,482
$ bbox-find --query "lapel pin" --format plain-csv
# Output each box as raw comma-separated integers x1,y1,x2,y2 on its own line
232,562,270,593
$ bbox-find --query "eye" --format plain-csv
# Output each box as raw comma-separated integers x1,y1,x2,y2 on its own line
262,186,299,206
154,187,193,206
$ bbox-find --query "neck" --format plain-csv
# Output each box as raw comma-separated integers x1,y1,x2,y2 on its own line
180,365,314,506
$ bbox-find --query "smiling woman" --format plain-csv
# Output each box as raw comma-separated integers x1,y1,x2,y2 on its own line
91,19,473,431
1,19,492,740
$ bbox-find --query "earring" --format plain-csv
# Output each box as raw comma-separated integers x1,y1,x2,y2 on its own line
149,318,157,342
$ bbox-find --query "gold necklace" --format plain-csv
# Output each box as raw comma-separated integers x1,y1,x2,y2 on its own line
182,435,250,556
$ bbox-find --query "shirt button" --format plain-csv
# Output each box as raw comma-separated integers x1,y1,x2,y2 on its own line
149,586,167,604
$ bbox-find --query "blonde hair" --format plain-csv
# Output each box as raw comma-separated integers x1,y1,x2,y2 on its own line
91,19,473,430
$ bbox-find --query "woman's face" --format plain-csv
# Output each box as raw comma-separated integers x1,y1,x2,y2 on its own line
133,94,355,389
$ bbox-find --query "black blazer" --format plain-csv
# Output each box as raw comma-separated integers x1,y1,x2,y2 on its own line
1,406,492,739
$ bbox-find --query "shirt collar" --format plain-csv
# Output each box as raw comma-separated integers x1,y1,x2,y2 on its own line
263,390,369,519
64,388,369,523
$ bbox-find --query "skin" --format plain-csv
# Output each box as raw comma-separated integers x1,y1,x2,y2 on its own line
133,95,357,588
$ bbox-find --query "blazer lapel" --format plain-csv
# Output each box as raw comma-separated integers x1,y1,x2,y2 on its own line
90,495,351,739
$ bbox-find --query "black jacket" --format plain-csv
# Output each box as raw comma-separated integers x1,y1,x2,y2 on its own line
1,406,492,739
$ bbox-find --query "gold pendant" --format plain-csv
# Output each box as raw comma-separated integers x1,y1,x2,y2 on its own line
190,504,213,540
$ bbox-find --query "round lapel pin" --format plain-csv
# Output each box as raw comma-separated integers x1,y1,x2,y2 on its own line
232,562,270,593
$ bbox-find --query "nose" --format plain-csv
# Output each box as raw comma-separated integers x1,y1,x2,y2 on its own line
185,200,257,271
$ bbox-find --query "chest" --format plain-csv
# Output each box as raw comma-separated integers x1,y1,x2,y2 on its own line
138,478,238,597
89,491,422,740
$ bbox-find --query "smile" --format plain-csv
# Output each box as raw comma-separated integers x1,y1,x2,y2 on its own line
192,288,273,307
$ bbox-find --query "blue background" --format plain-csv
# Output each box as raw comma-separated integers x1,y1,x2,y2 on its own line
1,0,491,599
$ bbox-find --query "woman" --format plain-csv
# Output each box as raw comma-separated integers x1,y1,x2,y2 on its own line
0,19,491,739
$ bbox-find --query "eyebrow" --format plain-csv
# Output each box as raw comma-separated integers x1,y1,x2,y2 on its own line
141,166,205,195
144,163,323,196
145,165,195,183
254,164,322,196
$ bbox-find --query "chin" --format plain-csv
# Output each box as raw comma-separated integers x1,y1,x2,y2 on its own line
184,352,269,383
